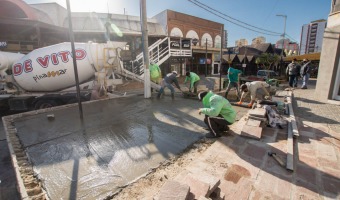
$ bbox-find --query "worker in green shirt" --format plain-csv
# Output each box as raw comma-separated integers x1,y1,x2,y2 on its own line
184,71,200,94
149,60,161,84
198,91,236,138
225,67,242,100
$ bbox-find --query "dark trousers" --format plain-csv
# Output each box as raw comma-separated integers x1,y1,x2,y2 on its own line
204,114,231,136
288,75,296,87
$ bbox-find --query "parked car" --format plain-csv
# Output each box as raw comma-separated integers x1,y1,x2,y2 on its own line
257,70,278,80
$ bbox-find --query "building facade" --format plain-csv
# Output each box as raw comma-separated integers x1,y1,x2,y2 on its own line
153,10,225,75
299,19,327,55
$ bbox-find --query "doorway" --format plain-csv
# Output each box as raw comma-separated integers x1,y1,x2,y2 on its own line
212,62,220,75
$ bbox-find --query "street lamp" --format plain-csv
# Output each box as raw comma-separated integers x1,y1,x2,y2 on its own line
276,14,287,75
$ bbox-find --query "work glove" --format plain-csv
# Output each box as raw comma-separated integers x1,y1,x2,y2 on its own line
247,103,253,108
236,101,243,105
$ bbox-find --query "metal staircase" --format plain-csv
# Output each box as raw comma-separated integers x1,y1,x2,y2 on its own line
116,37,192,89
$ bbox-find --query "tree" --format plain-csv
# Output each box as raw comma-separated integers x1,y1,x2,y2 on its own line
255,53,280,70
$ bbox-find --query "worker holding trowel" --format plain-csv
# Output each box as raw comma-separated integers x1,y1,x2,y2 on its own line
184,71,200,94
198,91,236,138
237,81,271,108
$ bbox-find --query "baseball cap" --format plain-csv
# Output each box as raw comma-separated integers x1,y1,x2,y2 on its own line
198,91,208,101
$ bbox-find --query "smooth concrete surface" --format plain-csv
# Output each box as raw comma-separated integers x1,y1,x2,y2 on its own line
0,123,20,200
7,94,247,200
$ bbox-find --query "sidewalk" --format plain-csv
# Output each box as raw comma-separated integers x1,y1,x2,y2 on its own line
144,79,340,199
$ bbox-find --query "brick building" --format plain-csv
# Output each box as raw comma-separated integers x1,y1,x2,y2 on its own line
153,10,225,75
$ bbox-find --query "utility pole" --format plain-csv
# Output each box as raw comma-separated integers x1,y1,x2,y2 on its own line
205,38,208,77
140,0,151,98
66,0,83,121
219,25,223,91
276,14,287,75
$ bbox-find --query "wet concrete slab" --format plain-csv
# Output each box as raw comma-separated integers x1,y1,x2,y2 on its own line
7,95,212,199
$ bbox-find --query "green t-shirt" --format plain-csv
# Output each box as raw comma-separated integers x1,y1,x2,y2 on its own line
228,67,242,83
149,64,161,79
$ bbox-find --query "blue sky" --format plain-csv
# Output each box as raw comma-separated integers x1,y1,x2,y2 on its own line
24,0,330,46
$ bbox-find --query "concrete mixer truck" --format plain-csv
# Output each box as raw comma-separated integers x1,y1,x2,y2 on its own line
0,41,127,113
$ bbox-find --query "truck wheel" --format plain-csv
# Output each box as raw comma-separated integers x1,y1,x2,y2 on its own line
34,100,58,110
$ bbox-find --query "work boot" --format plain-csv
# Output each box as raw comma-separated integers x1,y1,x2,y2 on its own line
205,132,221,138
157,93,161,99
171,93,175,100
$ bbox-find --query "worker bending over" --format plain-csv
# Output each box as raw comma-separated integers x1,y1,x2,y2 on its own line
238,81,271,108
157,71,182,99
184,71,200,94
198,91,236,138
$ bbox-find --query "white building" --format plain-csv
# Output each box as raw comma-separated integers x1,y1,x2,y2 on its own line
299,19,327,55
235,38,248,47
252,36,266,45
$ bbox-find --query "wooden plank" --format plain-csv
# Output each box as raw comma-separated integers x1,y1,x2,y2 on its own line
286,122,294,171
246,119,261,127
241,125,262,140
286,96,299,137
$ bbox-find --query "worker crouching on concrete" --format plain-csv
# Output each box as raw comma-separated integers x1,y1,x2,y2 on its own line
198,91,236,138
157,71,182,99
238,81,271,108
184,71,200,94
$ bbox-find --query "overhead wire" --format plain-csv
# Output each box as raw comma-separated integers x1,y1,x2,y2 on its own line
188,0,281,36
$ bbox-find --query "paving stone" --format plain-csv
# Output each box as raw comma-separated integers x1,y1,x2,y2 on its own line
197,196,210,200
157,180,190,200
182,174,210,199
294,180,321,200
250,189,287,200
298,154,318,168
246,119,262,127
321,175,340,195
219,178,253,200
241,125,262,140
296,163,317,186
316,143,337,161
317,157,340,171
241,143,267,161
248,108,266,118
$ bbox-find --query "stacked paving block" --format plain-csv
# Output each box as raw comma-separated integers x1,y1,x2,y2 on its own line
240,108,267,140
155,170,224,200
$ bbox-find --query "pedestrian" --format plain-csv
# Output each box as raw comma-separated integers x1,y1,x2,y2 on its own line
237,81,271,108
286,58,299,88
294,62,301,87
184,71,200,94
224,66,242,100
157,71,182,99
149,60,161,92
198,91,236,138
300,59,311,89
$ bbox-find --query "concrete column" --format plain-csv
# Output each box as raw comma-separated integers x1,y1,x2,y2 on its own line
315,25,340,101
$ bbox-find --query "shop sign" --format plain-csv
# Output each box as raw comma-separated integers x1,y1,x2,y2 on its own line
181,39,191,49
0,41,7,48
